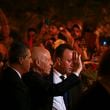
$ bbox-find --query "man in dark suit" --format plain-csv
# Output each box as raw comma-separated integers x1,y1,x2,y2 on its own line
22,45,82,110
1,41,32,110
52,44,82,110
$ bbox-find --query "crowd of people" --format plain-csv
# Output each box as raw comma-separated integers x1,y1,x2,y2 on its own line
0,8,110,110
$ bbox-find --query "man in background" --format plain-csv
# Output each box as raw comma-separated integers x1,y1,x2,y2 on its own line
1,41,32,110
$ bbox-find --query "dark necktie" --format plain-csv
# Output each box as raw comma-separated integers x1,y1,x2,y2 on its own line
60,75,68,109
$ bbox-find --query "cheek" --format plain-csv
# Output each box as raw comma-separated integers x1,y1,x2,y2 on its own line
45,63,50,69
40,62,47,72
24,61,31,72
62,62,69,67
63,63,72,71
44,63,51,73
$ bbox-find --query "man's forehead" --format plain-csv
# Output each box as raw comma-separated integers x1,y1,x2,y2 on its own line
32,47,50,57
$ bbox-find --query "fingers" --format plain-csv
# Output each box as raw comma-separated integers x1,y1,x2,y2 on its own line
72,50,83,74
73,50,79,63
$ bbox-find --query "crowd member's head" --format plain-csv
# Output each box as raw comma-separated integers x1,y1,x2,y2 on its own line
27,28,36,40
71,24,82,39
9,41,32,75
49,23,59,36
24,28,37,49
54,43,74,76
31,46,53,76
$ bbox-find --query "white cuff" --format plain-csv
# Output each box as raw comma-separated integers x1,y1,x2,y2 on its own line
73,72,80,77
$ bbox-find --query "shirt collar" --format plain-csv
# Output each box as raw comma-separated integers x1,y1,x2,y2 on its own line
53,69,67,78
9,66,22,78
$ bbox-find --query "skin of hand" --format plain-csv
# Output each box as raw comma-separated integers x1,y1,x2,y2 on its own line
72,50,83,75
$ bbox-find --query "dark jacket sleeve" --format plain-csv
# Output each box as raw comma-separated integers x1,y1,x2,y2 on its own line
23,71,80,96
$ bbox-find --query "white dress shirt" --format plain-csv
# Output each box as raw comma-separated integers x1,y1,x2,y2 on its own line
52,69,67,110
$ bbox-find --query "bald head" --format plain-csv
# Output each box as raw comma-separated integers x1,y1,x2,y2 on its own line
31,46,53,75
31,46,50,61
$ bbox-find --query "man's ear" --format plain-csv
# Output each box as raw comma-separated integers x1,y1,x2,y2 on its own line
35,59,40,67
19,57,23,65
57,57,61,65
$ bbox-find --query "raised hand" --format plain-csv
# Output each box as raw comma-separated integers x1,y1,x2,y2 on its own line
72,50,83,76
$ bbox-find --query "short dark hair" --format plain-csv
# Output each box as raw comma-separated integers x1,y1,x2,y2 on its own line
54,44,73,59
9,41,29,64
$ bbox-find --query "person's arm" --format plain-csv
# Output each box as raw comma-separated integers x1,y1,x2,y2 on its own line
23,71,80,96
0,9,10,36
